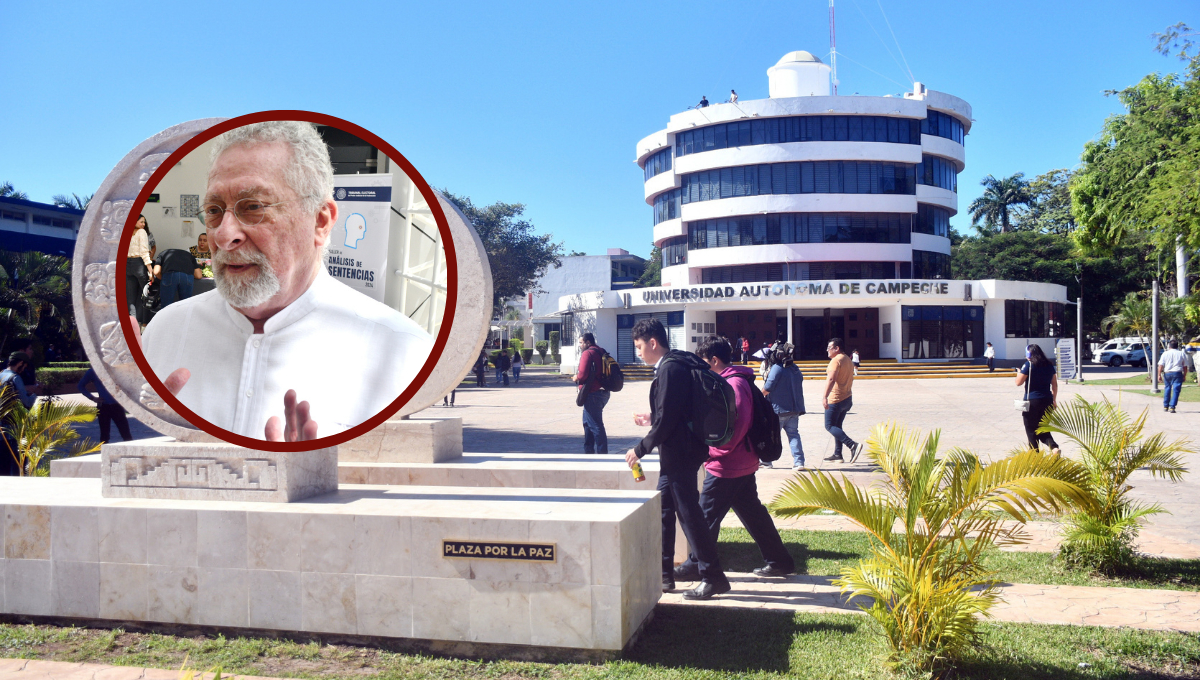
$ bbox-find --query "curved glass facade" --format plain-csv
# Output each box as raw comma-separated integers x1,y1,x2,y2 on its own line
912,249,951,279
674,116,921,157
661,236,687,267
653,188,680,224
701,261,900,284
680,161,916,204
918,155,958,193
914,204,950,237
643,147,672,181
688,212,911,250
921,110,965,145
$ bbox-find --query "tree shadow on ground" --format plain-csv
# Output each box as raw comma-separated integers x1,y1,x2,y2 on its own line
718,537,863,574
626,605,857,673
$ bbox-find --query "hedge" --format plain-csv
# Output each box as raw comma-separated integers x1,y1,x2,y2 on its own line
36,367,90,392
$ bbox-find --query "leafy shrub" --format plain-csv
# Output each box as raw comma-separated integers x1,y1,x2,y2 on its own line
535,341,549,363
770,423,1093,674
508,338,523,355
36,367,88,393
521,349,533,364
549,331,560,357
1040,396,1190,574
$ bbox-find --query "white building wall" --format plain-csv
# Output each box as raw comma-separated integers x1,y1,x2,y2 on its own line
531,256,614,320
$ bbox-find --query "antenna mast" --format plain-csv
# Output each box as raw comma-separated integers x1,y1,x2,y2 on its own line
829,0,838,95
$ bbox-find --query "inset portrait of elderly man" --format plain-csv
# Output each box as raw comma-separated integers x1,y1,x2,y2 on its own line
139,121,435,441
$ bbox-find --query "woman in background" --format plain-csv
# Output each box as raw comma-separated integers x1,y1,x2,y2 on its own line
190,232,212,259
1015,343,1060,454
126,214,154,326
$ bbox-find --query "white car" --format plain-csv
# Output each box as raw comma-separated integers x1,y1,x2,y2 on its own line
1092,337,1161,368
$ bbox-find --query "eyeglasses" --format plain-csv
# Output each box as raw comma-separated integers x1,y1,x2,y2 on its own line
200,198,292,227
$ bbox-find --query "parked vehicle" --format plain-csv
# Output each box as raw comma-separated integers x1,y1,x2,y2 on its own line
1092,336,1164,368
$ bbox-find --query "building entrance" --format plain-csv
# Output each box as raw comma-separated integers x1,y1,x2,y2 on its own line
790,308,879,360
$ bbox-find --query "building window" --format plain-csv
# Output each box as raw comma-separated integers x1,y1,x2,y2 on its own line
1005,300,1065,338
902,305,984,358
31,215,74,229
653,188,680,225
917,155,958,193
559,313,575,344
914,205,950,237
912,250,951,279
541,323,561,342
0,210,27,222
688,212,911,250
679,161,916,205
661,236,687,267
674,115,922,158
643,148,672,181
700,261,897,284
920,110,966,145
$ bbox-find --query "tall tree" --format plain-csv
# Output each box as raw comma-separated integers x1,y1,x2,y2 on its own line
968,173,1033,234
1015,169,1077,234
1072,24,1200,255
0,250,74,355
0,182,28,201
636,245,662,287
441,191,563,314
952,230,1155,334
51,193,92,211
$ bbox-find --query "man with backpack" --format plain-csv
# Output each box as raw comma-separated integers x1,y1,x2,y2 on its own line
625,319,731,600
573,333,611,454
675,337,795,582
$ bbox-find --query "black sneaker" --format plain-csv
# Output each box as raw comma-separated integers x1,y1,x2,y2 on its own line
662,577,675,592
823,454,844,462
848,442,864,464
1171,407,1177,413
682,581,731,600
673,565,701,582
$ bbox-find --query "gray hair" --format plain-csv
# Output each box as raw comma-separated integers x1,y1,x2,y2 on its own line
209,121,334,216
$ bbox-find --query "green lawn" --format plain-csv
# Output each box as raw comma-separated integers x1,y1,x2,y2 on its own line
3,612,1200,679
1126,386,1200,402
718,528,1200,591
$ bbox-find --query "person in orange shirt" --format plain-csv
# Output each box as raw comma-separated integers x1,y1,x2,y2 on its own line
821,337,864,464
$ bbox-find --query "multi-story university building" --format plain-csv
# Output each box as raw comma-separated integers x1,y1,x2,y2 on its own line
559,51,1068,368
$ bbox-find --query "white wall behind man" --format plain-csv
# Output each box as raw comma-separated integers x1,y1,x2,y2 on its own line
140,139,218,254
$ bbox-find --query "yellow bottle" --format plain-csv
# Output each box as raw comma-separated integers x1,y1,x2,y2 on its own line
631,460,646,483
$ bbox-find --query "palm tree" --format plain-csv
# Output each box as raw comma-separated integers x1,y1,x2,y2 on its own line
968,173,1033,233
1101,291,1154,375
0,182,28,201
0,386,101,476
0,250,73,354
51,193,92,211
769,424,1092,673
1040,396,1190,573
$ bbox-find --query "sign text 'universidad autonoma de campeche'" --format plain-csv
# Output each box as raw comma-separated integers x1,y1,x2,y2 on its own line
640,280,956,304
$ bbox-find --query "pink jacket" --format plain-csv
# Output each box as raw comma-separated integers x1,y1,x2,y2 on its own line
705,364,760,479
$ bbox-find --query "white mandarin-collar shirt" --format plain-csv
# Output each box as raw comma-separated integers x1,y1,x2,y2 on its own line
142,268,435,439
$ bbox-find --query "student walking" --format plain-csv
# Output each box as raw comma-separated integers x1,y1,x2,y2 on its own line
984,342,996,372
1015,344,1060,452
474,351,488,387
675,336,795,581
763,342,806,469
626,319,730,600
821,337,863,464
512,350,524,384
851,349,861,376
573,333,611,454
1158,340,1188,413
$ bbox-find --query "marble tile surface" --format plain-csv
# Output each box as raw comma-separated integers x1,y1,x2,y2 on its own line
0,478,661,651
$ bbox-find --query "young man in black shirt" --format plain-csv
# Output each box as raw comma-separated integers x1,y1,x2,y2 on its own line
625,318,730,600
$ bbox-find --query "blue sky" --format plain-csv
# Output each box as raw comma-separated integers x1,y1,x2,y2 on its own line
3,1,1195,259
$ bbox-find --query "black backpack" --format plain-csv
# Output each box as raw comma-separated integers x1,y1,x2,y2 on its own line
728,372,783,463
662,352,737,448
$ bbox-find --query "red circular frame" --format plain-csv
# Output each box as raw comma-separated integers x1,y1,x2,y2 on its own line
114,110,458,452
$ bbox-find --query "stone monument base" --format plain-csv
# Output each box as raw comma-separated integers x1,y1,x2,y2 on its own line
337,417,462,464
100,437,338,503
0,478,661,655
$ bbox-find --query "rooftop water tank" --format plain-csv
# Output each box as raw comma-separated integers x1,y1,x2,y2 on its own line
767,51,832,98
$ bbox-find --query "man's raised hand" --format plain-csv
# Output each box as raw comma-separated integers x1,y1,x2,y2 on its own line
264,389,319,442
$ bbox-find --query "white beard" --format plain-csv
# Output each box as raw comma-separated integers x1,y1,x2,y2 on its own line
213,247,280,309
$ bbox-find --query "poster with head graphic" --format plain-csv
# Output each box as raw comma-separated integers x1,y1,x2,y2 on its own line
327,174,391,302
